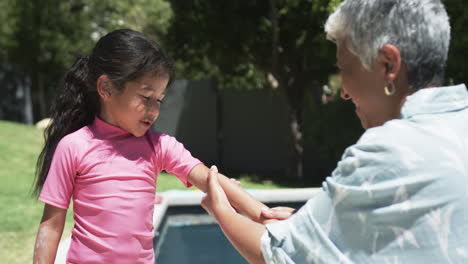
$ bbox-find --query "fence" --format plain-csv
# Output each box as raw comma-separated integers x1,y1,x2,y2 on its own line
155,80,295,178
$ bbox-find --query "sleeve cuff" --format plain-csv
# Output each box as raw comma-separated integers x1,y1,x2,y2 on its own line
260,229,274,263
38,196,69,210
182,161,204,188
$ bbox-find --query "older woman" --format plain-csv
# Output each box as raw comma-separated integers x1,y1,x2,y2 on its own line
202,0,468,263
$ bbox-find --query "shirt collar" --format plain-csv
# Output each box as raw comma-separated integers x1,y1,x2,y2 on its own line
91,116,132,139
401,84,468,119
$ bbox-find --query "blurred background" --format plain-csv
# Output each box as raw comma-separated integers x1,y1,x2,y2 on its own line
0,0,467,262
2,0,467,184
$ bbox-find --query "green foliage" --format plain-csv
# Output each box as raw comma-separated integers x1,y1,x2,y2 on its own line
166,0,337,91
303,92,363,182
1,0,173,121
443,0,468,86
86,0,172,42
166,0,340,179
327,0,342,13
165,1,266,90
0,0,15,60
9,1,87,71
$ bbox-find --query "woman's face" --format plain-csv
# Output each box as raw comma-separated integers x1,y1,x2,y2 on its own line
336,43,400,129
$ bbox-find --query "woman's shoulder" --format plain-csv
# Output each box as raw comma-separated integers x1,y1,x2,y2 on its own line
357,119,422,146
340,119,431,167
342,119,437,173
333,120,430,186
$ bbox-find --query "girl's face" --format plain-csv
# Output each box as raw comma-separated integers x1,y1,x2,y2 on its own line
100,73,168,137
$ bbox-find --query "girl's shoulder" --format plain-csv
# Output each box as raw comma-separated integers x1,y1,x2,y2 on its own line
146,130,182,150
147,129,170,143
147,129,163,137
57,125,93,150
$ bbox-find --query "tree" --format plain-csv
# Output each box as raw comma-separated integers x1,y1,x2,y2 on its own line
443,0,468,87
166,0,341,179
7,0,94,121
3,0,172,122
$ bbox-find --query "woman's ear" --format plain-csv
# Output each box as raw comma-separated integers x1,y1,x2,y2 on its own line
96,75,113,100
379,44,402,83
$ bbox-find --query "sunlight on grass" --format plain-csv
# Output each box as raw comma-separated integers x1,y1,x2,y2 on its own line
0,121,50,263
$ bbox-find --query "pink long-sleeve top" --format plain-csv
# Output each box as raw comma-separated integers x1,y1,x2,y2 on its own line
39,116,202,263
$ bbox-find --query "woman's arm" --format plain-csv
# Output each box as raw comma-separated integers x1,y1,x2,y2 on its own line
202,166,266,264
188,164,270,223
33,204,67,264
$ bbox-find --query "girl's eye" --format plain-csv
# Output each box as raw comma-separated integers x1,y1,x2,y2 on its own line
157,99,163,104
141,95,150,100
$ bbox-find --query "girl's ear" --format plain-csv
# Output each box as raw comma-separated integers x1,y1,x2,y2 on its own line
96,75,113,100
379,44,402,83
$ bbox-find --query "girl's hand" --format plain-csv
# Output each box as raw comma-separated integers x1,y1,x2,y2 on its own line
201,166,235,217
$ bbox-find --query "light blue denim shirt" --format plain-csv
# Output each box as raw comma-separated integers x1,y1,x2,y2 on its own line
261,84,468,264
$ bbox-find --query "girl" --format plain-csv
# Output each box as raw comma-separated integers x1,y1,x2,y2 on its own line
33,29,270,264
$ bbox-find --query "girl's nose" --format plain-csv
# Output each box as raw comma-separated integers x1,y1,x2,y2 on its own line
145,99,160,114
340,88,351,100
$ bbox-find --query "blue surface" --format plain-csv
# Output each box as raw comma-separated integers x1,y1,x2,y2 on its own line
155,222,247,264
153,200,306,263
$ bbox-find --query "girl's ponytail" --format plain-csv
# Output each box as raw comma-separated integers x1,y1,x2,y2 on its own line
33,55,99,196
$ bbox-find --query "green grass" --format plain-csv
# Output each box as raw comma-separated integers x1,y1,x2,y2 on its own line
0,120,281,264
0,120,50,264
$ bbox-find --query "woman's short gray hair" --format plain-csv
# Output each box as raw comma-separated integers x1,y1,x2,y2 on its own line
325,0,450,89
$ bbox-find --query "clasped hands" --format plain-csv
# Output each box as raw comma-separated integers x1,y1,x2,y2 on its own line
201,165,296,223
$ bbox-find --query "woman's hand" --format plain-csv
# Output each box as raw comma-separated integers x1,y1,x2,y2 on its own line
201,166,235,217
229,177,241,186
154,195,164,204
260,206,296,224
261,206,296,220
201,166,267,264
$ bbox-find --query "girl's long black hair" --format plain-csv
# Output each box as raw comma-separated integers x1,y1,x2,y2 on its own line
33,29,174,196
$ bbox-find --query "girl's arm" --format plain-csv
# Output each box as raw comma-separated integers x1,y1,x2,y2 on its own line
202,166,266,264
33,204,67,264
188,164,270,223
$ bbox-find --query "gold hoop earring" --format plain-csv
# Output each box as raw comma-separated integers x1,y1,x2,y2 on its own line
384,83,396,96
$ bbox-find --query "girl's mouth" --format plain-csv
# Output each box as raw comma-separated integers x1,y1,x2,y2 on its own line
141,120,152,127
